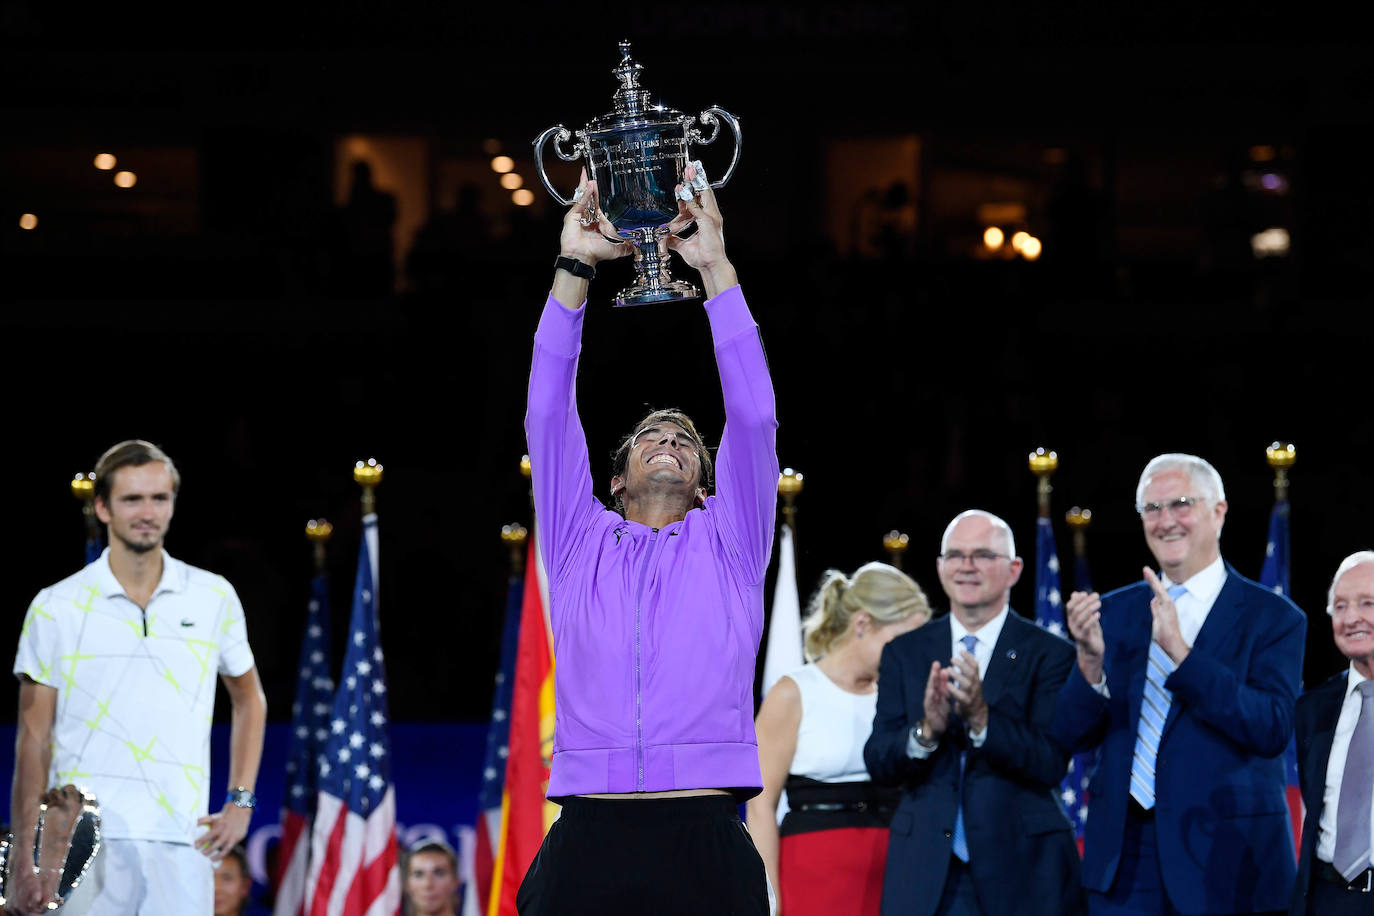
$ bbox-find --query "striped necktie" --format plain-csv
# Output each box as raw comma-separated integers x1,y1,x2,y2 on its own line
1334,680,1374,881
951,634,979,861
1130,583,1187,809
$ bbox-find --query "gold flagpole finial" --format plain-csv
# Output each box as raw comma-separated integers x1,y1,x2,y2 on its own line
520,455,532,479
778,468,803,529
71,472,96,502
72,472,100,545
1065,507,1092,583
354,459,383,515
883,530,910,570
306,519,333,572
1266,442,1295,501
1028,448,1058,517
502,523,529,575
1065,507,1092,529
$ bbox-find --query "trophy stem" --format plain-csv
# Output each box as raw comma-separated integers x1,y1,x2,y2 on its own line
614,228,700,307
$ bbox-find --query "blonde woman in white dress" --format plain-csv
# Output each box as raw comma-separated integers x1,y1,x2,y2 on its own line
748,562,932,916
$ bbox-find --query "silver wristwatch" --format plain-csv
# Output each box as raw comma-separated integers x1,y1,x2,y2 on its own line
226,787,257,809
913,720,939,750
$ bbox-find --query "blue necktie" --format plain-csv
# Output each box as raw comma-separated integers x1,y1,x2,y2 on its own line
1130,583,1187,809
951,634,979,861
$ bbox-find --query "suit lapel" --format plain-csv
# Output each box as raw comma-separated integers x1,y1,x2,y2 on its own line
982,613,1023,709
1304,674,1347,809
1124,588,1154,744
1160,566,1246,738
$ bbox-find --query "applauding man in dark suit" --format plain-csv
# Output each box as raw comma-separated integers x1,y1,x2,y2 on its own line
1290,551,1374,915
865,510,1084,916
1055,453,1305,916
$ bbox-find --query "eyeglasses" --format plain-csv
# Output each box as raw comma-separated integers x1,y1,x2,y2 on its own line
1137,496,1201,520
938,550,1009,567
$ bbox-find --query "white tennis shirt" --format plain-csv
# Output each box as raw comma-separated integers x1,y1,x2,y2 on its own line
14,548,255,843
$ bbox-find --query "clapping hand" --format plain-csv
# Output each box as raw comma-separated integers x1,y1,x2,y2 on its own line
1065,590,1106,683
1143,567,1189,663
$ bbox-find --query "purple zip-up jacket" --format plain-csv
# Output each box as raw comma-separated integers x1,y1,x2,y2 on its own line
525,285,779,800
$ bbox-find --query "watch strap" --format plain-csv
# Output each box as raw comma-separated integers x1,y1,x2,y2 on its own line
554,255,596,280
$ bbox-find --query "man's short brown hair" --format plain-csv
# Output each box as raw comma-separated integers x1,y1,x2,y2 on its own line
93,440,181,504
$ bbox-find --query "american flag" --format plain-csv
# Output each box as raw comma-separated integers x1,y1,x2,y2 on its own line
305,514,401,916
273,568,336,915
1032,515,1092,844
1259,497,1303,859
461,565,525,916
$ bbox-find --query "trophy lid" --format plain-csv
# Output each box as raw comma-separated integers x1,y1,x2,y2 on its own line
584,41,685,134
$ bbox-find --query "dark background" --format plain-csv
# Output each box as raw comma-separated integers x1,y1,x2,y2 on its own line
2,1,1371,739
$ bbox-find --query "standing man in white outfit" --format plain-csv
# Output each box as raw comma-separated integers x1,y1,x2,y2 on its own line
8,440,267,915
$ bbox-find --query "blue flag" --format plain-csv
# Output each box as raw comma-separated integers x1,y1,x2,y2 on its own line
1259,498,1302,859
274,568,336,909
1033,516,1092,843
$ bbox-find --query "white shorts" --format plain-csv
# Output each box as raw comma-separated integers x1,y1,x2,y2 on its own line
61,837,212,916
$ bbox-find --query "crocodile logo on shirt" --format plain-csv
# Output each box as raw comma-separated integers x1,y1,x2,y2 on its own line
181,619,195,627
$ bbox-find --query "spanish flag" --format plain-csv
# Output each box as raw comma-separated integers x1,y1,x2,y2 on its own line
487,536,557,916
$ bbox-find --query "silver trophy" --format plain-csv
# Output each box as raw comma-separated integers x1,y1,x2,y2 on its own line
534,41,741,306
0,786,101,911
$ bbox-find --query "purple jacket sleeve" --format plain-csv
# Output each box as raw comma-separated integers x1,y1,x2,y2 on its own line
524,294,602,587
703,286,780,590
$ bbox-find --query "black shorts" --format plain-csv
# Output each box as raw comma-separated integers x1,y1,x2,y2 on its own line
516,795,770,915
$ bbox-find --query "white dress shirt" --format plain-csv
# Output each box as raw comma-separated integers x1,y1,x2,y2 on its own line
908,606,1010,757
1316,664,1374,864
1091,557,1228,697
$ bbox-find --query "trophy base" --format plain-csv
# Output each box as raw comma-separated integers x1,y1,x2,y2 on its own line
614,280,701,307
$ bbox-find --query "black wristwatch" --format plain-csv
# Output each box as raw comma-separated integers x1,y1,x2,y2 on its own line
226,787,257,809
554,255,596,280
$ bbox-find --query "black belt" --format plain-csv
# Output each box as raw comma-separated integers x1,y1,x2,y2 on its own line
1318,861,1374,893
793,800,895,814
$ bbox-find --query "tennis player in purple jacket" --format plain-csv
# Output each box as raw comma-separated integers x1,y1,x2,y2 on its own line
517,165,778,915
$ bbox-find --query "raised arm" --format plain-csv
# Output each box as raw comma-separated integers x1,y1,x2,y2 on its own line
670,166,779,589
526,171,633,582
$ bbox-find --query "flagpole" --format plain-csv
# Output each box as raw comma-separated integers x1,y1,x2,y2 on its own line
1262,442,1300,862
1065,507,1093,593
1267,441,1295,501
521,454,533,514
71,471,99,562
883,530,910,570
354,458,383,516
502,524,528,577
1029,447,1058,517
306,518,333,571
779,467,803,530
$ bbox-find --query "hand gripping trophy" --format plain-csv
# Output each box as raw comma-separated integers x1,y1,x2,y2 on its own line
0,785,101,912
534,40,741,306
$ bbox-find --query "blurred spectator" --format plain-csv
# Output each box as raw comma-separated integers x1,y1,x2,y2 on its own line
403,840,460,916
214,846,253,916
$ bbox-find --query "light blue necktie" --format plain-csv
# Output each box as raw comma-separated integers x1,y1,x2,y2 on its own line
1130,583,1187,809
951,634,979,861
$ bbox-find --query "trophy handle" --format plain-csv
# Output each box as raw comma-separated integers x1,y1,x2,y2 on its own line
533,124,584,207
688,107,742,189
